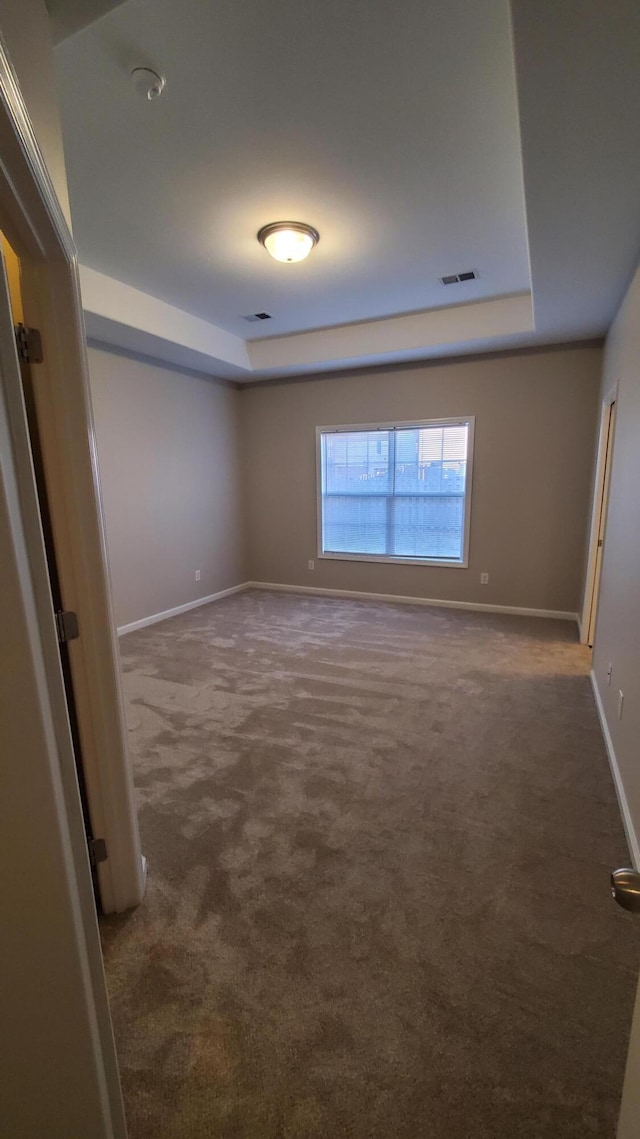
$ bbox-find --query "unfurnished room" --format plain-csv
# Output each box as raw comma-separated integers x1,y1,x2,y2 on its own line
2,3,640,1138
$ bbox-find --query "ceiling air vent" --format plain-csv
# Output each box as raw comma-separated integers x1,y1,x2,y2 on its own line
440,270,478,285
243,312,272,322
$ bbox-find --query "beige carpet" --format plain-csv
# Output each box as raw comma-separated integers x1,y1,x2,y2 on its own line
102,589,638,1138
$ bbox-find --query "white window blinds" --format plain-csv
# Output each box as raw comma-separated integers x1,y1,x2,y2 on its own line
319,420,472,564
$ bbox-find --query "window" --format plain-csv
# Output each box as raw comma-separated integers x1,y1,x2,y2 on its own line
317,417,474,566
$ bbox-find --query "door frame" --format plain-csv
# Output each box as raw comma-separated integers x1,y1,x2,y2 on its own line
580,385,618,646
0,36,144,912
0,239,127,1137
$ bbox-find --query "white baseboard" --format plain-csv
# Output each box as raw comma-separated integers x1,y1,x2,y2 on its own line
117,582,250,636
118,580,578,637
590,670,640,869
246,581,579,623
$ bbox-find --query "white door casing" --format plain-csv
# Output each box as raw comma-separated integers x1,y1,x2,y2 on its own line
581,389,617,646
0,243,126,1134
586,401,616,645
0,32,144,913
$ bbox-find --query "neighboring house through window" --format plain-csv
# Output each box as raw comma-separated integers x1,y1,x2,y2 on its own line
317,417,474,566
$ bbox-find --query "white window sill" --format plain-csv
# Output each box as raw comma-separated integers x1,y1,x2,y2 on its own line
318,552,468,569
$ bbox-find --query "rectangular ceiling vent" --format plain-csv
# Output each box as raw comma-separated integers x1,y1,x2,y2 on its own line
440,270,478,285
243,311,272,322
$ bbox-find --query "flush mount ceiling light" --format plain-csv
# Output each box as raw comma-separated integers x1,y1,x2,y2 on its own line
257,221,319,263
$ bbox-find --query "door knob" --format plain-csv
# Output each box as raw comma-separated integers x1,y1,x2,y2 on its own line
611,868,640,913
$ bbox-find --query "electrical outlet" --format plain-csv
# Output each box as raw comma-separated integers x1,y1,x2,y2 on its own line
607,663,613,686
618,690,624,720
195,570,201,582
308,559,315,571
480,572,489,585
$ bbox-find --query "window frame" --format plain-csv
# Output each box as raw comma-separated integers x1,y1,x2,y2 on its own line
316,416,475,569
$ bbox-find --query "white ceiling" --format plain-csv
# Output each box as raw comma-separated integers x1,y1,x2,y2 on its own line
52,0,640,381
512,0,640,339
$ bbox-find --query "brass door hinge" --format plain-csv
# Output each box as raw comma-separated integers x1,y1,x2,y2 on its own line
14,323,43,364
88,837,108,867
55,610,79,644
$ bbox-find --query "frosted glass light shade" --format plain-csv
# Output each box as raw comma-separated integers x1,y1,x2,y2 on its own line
258,221,319,263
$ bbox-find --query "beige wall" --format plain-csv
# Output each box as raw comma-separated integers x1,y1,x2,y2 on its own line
88,342,602,625
592,262,640,855
88,345,247,629
242,345,602,614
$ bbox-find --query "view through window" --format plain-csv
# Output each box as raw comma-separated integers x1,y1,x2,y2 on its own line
318,419,473,564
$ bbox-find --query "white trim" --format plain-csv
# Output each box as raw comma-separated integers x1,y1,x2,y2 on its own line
318,551,468,569
580,385,618,644
117,583,250,636
0,34,144,916
315,417,475,569
246,581,578,622
0,246,126,1139
590,671,640,869
0,31,127,1135
22,262,146,915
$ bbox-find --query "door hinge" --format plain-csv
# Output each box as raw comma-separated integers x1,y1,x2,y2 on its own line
14,322,43,364
55,609,79,644
598,538,604,548
88,837,108,867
